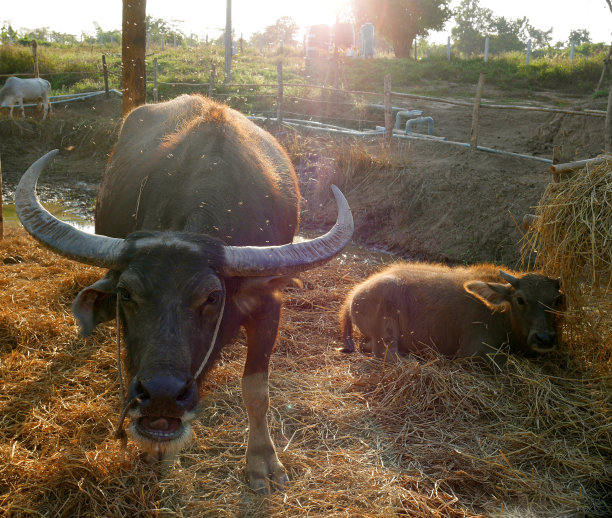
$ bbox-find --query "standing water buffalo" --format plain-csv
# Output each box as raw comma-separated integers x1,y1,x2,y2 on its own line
340,262,563,361
0,76,52,119
15,94,353,493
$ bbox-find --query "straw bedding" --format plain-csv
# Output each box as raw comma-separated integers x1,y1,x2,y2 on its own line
1,229,610,517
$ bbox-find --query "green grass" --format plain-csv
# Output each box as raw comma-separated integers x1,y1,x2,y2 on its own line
1,41,608,100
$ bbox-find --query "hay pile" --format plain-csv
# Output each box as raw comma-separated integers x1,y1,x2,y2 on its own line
522,156,612,373
1,229,611,517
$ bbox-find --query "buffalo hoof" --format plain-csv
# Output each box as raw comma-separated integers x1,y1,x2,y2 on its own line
247,455,288,494
338,338,356,353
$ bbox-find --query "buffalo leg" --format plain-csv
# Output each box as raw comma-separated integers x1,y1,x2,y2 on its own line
242,298,287,494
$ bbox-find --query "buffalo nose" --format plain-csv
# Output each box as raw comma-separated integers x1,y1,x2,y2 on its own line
128,375,198,413
533,331,557,349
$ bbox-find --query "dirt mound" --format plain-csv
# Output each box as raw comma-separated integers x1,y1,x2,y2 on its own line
2,92,606,266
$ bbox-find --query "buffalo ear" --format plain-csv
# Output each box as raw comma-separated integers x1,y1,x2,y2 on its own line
72,271,119,337
464,280,512,311
234,275,302,315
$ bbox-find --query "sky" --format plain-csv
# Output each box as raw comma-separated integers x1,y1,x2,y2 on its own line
1,0,611,45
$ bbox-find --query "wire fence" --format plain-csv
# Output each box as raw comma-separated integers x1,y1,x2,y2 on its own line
2,52,610,161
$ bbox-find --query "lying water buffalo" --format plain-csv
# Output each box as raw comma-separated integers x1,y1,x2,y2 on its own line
340,262,563,361
15,94,353,494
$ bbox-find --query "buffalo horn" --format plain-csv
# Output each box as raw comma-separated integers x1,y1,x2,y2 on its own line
223,185,354,277
15,150,126,268
499,270,519,286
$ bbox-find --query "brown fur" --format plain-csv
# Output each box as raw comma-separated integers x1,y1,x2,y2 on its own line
340,262,563,360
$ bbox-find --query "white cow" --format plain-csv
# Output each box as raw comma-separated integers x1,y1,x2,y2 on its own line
0,77,52,120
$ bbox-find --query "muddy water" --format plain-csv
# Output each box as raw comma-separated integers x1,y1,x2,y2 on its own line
2,203,95,234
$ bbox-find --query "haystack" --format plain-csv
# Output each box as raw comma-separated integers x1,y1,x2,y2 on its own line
522,155,612,372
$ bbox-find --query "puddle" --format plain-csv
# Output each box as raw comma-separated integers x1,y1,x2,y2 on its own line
2,203,95,234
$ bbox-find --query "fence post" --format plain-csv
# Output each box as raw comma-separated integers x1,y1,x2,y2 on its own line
596,45,612,92
277,61,283,125
32,40,39,77
447,37,451,61
384,74,392,147
470,72,486,149
484,37,489,63
605,74,612,153
208,62,216,97
152,57,158,103
224,0,232,84
0,154,3,240
570,42,575,62
526,39,532,65
102,54,110,98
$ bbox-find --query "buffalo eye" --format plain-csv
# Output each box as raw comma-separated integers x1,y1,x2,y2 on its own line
516,295,526,306
118,287,131,302
205,290,222,306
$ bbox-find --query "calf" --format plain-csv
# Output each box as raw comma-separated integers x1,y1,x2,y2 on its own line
340,262,563,361
0,77,52,119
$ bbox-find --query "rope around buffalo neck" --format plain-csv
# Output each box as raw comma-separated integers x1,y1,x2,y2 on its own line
112,283,226,446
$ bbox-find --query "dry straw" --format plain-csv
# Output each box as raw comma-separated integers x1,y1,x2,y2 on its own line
522,156,612,372
1,229,611,517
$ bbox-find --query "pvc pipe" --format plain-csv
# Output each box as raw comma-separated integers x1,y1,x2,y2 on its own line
405,116,434,135
395,110,423,129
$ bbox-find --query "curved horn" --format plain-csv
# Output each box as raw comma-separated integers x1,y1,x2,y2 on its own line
15,150,126,268
223,185,354,277
499,269,519,286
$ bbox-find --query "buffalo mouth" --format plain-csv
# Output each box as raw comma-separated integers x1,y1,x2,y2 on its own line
134,416,187,442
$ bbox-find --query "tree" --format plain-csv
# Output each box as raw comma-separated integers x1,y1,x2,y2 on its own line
452,0,552,55
352,0,451,58
568,29,591,46
262,16,299,47
450,0,494,55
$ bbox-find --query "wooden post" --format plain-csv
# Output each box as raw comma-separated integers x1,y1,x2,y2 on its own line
31,40,39,78
0,154,3,240
446,36,451,61
224,0,232,84
484,37,489,63
414,38,417,61
121,0,147,117
208,62,216,97
596,45,612,92
384,74,392,147
606,74,612,153
277,61,283,125
552,145,562,182
152,57,158,103
470,72,486,149
102,54,110,98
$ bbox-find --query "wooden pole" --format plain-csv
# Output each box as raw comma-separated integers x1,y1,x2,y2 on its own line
277,61,283,125
208,62,216,97
384,74,392,147
102,54,110,98
0,154,3,240
470,72,486,149
152,57,158,103
31,40,39,78
224,0,232,84
595,45,612,92
549,156,611,176
121,0,147,116
606,75,612,153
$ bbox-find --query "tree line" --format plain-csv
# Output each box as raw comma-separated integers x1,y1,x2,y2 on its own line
1,0,609,57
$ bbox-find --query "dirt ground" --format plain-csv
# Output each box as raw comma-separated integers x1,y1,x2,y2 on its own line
0,87,608,266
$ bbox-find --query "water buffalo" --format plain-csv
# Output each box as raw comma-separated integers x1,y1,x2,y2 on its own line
340,262,563,361
0,76,52,119
15,94,353,493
